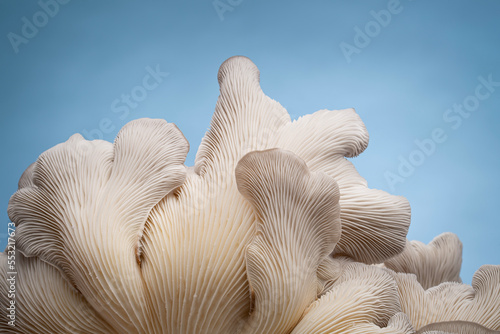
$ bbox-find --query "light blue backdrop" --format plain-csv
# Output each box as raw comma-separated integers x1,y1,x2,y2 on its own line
1,0,499,283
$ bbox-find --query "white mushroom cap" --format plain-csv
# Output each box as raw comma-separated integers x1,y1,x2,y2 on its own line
0,252,116,333
7,119,189,332
3,55,490,333
384,232,463,289
291,263,415,333
416,321,500,334
136,56,412,332
393,265,500,331
196,56,411,265
17,162,36,189
235,148,341,333
317,255,354,295
274,110,411,264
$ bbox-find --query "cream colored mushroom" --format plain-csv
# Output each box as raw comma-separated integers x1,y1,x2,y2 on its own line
0,252,116,333
234,148,341,333
8,119,189,332
196,56,411,265
384,232,463,289
1,56,495,333
392,265,500,331
137,56,410,332
416,321,500,334
317,255,354,295
291,263,415,333
272,109,411,264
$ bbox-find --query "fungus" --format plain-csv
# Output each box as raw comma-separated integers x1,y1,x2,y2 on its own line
7,120,189,332
0,56,498,333
416,321,500,334
290,263,415,334
0,252,116,334
235,148,341,333
384,232,463,289
393,265,500,331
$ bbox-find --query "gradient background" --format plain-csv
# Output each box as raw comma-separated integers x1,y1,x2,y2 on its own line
1,0,499,283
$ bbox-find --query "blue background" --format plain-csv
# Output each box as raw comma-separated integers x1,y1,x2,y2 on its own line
1,0,499,284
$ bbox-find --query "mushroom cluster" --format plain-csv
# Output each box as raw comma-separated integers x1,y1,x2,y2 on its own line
1,56,499,334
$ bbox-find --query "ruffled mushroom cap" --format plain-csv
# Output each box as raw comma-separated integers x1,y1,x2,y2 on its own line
291,263,415,333
393,265,500,331
235,149,341,333
7,119,189,332
137,56,412,332
384,233,463,289
416,321,500,334
0,252,116,334
0,56,464,333
196,56,411,265
317,255,354,295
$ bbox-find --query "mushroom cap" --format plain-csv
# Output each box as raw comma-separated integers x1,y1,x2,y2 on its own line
0,252,116,334
235,148,341,333
139,56,412,332
384,232,463,289
393,265,500,331
291,263,415,333
416,321,500,334
317,255,354,295
1,56,472,333
7,119,189,332
196,56,411,265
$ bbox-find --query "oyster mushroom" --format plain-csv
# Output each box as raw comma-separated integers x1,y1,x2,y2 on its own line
235,148,341,333
291,263,415,334
384,232,463,289
392,265,500,331
0,252,116,333
7,120,189,332
416,321,500,334
1,56,494,334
